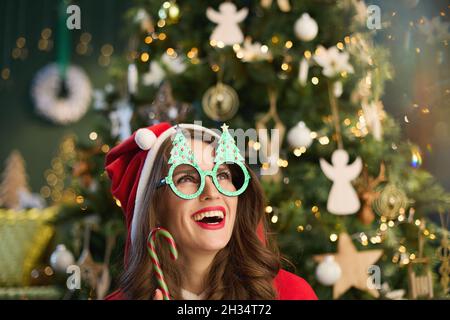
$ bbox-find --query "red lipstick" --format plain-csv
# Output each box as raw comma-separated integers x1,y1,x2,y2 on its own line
191,206,226,230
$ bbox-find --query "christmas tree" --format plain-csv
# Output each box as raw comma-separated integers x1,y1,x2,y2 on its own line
0,150,30,210
54,0,449,299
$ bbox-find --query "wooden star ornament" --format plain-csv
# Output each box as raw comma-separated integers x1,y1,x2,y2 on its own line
314,232,384,299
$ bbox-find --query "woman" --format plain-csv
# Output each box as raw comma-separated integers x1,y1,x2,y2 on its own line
104,122,317,300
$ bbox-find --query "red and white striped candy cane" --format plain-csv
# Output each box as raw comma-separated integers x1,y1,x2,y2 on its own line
147,227,178,300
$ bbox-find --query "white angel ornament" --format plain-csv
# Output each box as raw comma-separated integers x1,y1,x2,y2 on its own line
320,149,362,215
206,2,248,46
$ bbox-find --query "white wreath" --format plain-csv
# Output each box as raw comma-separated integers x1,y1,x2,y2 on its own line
31,63,92,125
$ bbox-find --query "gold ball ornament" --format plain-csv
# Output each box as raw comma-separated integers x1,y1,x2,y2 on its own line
373,183,408,220
202,83,239,121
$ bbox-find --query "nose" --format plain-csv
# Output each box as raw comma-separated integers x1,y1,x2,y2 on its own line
199,175,220,201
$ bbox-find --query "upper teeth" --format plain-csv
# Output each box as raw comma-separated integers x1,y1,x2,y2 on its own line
193,211,224,221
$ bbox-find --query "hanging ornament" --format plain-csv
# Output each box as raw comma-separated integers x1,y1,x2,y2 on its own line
206,2,248,46
158,1,180,24
315,255,342,286
294,13,318,42
260,0,291,12
361,100,383,141
333,81,343,98
298,58,309,86
95,234,117,300
314,45,354,78
256,90,286,183
127,63,138,95
373,183,408,220
77,222,109,299
314,233,383,299
142,81,191,124
109,100,133,141
355,163,386,225
236,37,272,62
437,240,450,296
49,244,75,273
142,53,186,88
161,52,187,74
436,212,449,295
31,63,92,125
202,82,239,121
408,219,434,299
142,61,165,87
320,149,362,215
287,121,313,149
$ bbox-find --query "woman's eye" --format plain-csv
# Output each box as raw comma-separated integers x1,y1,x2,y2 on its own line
177,175,197,184
218,171,231,180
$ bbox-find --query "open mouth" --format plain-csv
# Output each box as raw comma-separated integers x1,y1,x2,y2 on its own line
191,207,226,230
192,211,224,224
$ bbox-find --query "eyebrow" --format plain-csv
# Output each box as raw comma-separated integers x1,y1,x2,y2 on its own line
173,169,198,176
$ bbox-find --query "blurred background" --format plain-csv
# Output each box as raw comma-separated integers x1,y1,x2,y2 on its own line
0,0,448,300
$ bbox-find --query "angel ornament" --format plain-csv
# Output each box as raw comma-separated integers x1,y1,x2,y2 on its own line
206,2,248,46
320,149,362,215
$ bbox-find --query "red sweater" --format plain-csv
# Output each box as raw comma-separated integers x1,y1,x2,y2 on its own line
105,269,317,300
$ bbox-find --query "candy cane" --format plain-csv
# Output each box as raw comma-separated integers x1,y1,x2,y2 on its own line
147,227,178,300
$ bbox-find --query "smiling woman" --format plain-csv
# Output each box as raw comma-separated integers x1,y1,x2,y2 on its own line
104,122,317,300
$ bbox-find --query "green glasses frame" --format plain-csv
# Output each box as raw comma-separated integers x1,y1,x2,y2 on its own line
157,160,251,200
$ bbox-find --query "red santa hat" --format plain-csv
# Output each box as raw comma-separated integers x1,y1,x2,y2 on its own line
105,122,266,263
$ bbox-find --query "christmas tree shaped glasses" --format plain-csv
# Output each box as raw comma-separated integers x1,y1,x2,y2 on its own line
157,124,250,199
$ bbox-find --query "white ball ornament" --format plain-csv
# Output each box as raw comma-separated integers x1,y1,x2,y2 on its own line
294,13,318,42
315,255,342,286
50,244,75,273
287,121,313,149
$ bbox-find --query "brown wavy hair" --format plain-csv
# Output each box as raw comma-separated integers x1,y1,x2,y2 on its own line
118,129,281,299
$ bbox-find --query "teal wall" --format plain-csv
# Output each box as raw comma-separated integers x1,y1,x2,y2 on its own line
0,0,130,192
